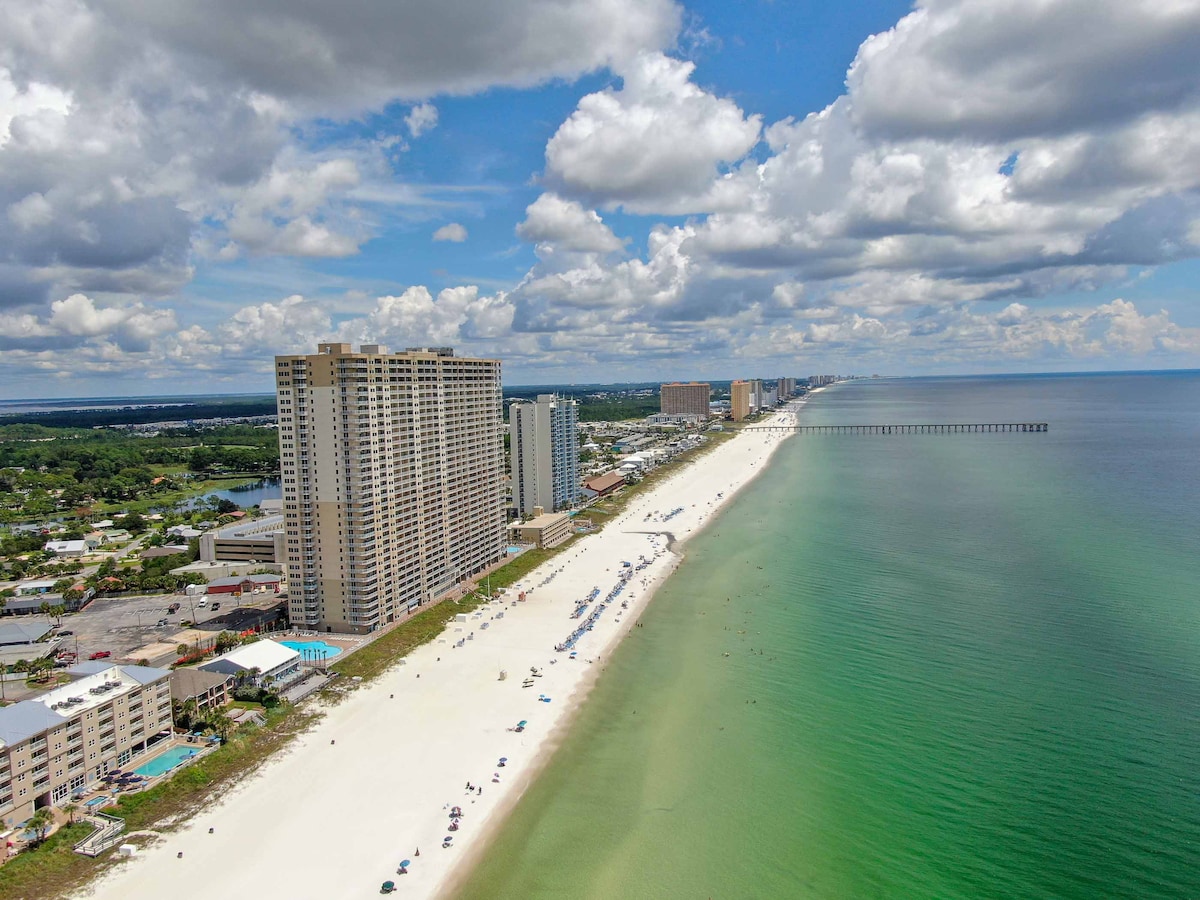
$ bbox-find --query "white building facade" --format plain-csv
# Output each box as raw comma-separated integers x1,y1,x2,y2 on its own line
509,394,580,517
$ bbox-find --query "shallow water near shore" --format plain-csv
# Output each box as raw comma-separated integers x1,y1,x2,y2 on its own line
456,372,1200,899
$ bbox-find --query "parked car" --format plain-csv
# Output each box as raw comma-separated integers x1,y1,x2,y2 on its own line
88,651,112,660
58,629,74,636
210,602,221,611
197,598,208,608
168,602,181,613
157,618,169,627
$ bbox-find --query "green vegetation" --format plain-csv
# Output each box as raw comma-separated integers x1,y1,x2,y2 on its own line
112,706,318,832
575,397,660,421
0,822,92,900
0,424,278,522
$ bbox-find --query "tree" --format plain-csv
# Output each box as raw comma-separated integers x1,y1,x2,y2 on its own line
62,802,80,825
27,807,54,842
214,631,241,654
173,698,198,731
116,512,147,534
209,711,234,741
50,604,66,624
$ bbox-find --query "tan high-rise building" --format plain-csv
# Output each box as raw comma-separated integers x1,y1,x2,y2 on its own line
660,382,711,418
730,380,751,421
275,344,506,634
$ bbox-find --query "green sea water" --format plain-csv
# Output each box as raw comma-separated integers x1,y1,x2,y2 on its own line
457,373,1200,899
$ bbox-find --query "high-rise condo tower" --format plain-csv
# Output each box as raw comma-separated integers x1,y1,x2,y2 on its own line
509,394,580,517
275,344,505,634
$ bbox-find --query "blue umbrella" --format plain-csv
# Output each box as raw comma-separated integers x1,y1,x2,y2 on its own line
399,859,411,868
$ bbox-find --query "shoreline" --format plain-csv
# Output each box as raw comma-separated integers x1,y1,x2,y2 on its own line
74,403,804,900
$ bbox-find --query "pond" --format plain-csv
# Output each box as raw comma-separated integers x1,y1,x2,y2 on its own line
180,478,282,510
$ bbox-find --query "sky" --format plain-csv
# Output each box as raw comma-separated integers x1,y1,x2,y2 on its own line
2,0,1200,398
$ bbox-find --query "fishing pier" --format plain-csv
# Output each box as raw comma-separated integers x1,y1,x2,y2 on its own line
744,423,1049,434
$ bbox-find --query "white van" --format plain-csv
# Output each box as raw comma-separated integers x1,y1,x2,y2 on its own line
197,598,208,608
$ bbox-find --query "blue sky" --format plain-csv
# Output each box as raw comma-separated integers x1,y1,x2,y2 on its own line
1,0,1199,397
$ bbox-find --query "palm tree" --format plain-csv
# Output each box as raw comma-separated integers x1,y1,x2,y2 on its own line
208,711,234,741
27,807,54,842
62,802,80,825
173,697,198,731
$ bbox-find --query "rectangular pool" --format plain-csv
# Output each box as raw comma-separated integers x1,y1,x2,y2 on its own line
132,745,200,778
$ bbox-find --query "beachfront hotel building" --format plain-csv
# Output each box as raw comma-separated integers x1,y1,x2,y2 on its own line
659,382,711,418
0,662,173,826
730,381,751,421
509,394,580,517
275,344,506,634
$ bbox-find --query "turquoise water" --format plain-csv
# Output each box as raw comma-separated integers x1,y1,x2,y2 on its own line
133,746,198,777
458,372,1200,899
281,639,342,659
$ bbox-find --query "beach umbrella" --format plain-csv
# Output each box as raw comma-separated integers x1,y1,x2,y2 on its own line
399,859,411,868
499,757,508,763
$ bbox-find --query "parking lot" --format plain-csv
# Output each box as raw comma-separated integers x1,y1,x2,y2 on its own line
54,591,281,665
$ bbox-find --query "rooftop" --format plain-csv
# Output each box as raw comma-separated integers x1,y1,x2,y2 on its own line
0,662,170,749
0,621,53,646
210,515,284,541
198,639,299,675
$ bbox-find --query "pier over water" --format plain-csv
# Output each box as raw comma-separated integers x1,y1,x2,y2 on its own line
745,422,1049,434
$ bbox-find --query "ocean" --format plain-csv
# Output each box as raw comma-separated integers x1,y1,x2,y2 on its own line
456,372,1200,899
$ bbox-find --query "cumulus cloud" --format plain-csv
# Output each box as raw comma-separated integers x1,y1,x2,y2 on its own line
432,222,468,242
0,0,682,338
544,52,761,213
847,0,1200,142
5,0,1200,391
516,194,624,254
405,103,439,137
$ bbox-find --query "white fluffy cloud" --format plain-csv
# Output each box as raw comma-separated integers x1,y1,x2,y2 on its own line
516,194,624,254
847,0,1200,142
405,103,439,137
511,0,1200,378
0,0,681,315
4,0,1200,390
544,52,762,214
432,222,468,242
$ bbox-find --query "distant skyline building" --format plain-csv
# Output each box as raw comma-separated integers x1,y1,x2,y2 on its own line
509,393,580,517
748,379,766,411
779,377,797,399
660,382,711,418
730,381,751,421
275,343,506,634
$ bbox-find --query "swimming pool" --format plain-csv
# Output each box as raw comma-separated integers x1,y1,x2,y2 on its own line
133,745,199,778
280,639,342,660
85,796,109,809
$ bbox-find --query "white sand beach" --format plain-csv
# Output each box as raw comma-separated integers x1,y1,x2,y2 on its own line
76,406,801,900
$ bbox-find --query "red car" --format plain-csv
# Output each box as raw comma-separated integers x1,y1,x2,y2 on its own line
88,651,112,660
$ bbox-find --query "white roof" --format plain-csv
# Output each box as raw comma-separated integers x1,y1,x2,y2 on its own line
46,539,87,552
199,639,299,674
